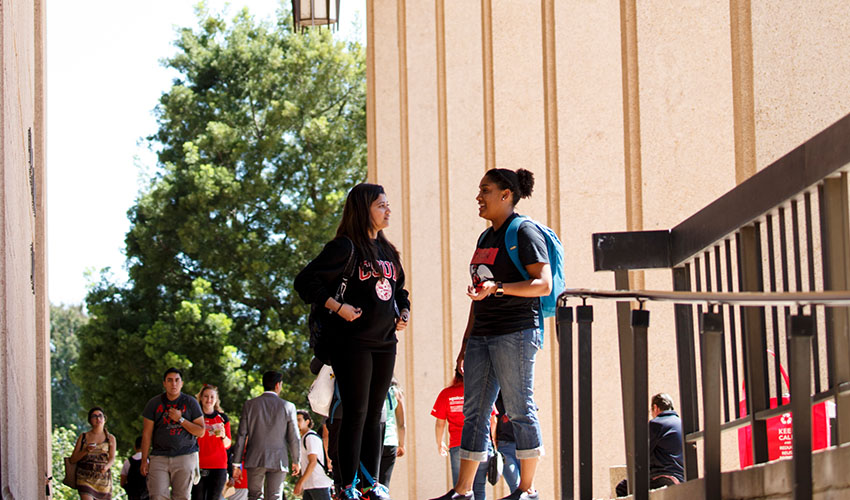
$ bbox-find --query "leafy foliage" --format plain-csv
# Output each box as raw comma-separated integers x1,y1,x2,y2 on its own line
51,304,87,430
74,5,366,449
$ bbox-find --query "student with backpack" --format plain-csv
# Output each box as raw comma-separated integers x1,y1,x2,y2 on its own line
295,410,334,499
120,437,149,500
431,168,562,500
295,183,411,500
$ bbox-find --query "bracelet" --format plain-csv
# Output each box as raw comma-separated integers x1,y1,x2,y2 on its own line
335,302,344,313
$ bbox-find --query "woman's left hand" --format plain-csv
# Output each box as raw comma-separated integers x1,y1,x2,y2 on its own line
396,309,410,331
466,282,495,301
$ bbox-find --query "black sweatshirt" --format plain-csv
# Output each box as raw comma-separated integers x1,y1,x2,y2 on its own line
295,237,411,353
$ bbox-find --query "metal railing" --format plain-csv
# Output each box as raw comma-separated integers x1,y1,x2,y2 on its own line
556,111,850,500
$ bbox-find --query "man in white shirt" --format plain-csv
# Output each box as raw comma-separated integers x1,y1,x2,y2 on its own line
120,436,149,500
295,410,333,500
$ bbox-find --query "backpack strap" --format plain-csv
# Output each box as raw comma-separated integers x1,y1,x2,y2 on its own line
386,387,396,411
301,430,330,475
328,381,342,423
505,215,551,329
335,237,357,301
504,216,530,280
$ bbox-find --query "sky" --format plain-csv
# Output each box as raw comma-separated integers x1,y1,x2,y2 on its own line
47,0,366,306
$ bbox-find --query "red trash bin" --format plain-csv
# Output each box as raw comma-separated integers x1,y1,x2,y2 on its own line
737,352,832,468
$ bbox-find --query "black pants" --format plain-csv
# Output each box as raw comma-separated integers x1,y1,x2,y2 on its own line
615,476,678,497
331,349,395,487
379,445,397,487
191,468,228,500
326,416,343,489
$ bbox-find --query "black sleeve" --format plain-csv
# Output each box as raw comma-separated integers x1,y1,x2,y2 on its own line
294,237,354,307
219,412,230,424
517,222,549,267
395,264,411,312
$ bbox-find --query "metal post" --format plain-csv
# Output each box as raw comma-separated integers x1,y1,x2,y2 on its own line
819,175,850,444
789,314,814,500
632,308,650,500
557,304,575,500
701,311,723,500
577,305,593,500
738,224,770,463
614,270,636,493
672,266,699,480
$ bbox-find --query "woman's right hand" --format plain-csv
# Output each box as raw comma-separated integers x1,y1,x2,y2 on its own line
439,441,449,456
455,346,466,375
337,303,362,322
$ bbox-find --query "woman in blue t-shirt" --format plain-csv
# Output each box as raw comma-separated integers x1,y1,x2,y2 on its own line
431,168,550,500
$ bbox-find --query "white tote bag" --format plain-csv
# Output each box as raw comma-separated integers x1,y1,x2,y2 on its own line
308,364,335,417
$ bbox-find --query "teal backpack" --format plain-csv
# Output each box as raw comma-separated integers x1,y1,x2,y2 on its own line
479,215,565,332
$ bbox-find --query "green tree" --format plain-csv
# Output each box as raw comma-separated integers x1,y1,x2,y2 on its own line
75,5,366,448
51,304,87,430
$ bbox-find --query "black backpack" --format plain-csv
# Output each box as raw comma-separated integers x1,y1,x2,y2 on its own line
124,456,149,499
308,238,357,364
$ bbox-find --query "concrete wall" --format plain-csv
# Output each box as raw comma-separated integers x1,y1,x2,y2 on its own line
1,0,51,497
648,443,850,500
367,1,850,498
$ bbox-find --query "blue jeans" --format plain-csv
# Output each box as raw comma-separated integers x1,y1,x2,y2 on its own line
449,447,488,500
497,441,521,492
460,328,544,461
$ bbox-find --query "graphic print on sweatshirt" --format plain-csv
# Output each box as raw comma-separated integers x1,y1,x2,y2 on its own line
359,260,398,302
470,247,498,290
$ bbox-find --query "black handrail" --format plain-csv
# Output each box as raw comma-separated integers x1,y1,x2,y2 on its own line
592,112,850,272
563,112,850,500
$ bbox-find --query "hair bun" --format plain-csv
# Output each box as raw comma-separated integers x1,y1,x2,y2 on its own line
516,169,535,199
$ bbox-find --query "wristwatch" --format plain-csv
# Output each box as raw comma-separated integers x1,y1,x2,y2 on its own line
178,417,185,424
494,281,504,297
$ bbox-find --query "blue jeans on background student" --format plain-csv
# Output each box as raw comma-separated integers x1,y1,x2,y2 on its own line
449,447,488,500
460,328,544,462
497,441,521,492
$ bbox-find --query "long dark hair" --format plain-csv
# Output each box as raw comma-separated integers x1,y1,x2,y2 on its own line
336,183,400,275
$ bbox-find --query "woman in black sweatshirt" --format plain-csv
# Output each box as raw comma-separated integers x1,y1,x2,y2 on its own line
295,183,410,500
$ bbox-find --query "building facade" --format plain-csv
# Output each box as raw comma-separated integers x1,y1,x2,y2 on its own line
366,1,850,498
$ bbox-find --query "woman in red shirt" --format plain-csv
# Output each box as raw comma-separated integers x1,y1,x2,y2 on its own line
192,384,232,500
432,371,493,500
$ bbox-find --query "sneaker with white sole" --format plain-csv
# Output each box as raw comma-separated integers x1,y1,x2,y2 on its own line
499,489,539,500
362,483,392,500
340,485,362,499
429,489,474,500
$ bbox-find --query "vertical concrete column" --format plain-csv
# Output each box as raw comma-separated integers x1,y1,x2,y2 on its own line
1,1,45,498
34,0,51,491
540,0,562,493
729,0,756,184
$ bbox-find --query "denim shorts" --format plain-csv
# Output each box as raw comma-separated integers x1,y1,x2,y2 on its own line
460,328,544,462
